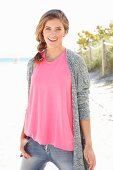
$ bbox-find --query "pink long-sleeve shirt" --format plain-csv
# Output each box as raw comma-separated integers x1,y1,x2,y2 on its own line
24,50,74,151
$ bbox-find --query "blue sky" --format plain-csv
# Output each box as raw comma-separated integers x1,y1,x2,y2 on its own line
0,0,113,58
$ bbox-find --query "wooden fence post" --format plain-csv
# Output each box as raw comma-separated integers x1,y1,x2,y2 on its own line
88,40,92,70
102,39,106,76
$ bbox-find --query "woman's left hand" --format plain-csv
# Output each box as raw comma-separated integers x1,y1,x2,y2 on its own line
83,145,96,170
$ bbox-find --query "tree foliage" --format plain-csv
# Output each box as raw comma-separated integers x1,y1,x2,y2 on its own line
77,22,113,49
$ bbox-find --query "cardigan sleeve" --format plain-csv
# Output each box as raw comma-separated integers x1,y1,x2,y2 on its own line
76,55,90,120
27,58,34,98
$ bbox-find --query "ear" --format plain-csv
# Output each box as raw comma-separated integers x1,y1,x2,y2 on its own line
63,30,68,37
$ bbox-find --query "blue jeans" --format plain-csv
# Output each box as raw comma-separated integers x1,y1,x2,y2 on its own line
20,137,73,170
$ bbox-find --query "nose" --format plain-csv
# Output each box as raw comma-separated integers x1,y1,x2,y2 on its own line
49,30,57,37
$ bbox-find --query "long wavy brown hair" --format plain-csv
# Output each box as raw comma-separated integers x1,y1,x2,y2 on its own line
33,9,69,63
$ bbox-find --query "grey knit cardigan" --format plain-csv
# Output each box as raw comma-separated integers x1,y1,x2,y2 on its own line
26,49,90,170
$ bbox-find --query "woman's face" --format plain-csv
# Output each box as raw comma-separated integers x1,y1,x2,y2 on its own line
43,18,66,48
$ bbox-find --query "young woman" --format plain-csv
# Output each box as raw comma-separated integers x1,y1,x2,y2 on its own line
20,9,96,170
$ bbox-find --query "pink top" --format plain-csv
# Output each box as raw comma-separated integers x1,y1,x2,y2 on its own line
24,49,74,151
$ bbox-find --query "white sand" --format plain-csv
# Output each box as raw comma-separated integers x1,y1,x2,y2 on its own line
0,63,113,170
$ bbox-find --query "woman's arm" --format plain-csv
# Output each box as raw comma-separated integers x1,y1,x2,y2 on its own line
76,55,96,169
76,55,90,120
80,119,96,170
20,59,34,158
80,119,92,147
20,126,27,140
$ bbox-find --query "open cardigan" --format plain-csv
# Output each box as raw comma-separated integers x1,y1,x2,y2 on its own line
26,49,90,170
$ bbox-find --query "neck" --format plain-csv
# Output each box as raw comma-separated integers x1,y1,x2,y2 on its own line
46,46,65,59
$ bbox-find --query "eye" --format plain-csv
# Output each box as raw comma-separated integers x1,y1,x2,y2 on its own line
56,28,61,31
45,27,51,30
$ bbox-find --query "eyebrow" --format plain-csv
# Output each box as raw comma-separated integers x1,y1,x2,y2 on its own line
45,26,62,28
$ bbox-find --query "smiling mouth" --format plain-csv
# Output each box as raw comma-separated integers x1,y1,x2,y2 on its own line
48,38,57,42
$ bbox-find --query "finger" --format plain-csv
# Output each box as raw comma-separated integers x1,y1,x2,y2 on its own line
84,151,89,164
21,148,31,158
89,166,95,170
89,164,93,170
88,160,95,170
22,151,31,159
87,157,90,164
90,156,96,170
87,157,93,170
91,160,96,170
85,154,90,165
20,147,31,159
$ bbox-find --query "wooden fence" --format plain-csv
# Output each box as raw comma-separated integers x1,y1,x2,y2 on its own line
77,40,113,76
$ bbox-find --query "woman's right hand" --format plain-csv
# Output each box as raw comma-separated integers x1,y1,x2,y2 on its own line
20,137,31,159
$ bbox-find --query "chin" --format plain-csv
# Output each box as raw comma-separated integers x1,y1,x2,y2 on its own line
47,43,58,48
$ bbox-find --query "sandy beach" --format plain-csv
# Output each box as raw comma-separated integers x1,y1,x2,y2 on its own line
0,63,113,170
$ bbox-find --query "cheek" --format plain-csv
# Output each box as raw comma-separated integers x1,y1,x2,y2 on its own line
58,34,64,40
58,31,65,39
56,31,64,37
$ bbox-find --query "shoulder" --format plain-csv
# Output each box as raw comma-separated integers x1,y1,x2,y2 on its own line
66,48,86,66
27,58,35,72
27,58,34,67
27,58,35,80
